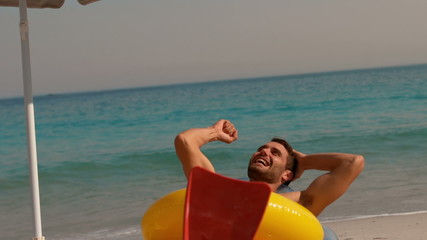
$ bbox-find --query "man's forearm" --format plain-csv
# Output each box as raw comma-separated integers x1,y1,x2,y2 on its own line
174,120,238,178
296,152,365,215
175,127,219,148
174,127,219,178
298,152,364,173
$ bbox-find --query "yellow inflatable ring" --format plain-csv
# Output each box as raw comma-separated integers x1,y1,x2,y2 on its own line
141,189,323,240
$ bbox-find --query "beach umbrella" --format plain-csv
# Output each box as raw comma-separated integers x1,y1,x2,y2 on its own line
0,1,100,239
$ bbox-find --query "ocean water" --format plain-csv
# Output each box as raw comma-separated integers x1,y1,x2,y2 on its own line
1,64,427,239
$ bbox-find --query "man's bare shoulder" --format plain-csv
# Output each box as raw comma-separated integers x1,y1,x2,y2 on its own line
278,191,302,203
279,190,315,208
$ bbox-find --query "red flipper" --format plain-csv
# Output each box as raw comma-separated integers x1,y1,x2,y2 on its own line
184,167,270,240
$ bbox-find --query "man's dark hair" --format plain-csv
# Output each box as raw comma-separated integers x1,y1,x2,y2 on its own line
271,137,298,186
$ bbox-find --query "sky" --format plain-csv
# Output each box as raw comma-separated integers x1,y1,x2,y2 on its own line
1,0,427,98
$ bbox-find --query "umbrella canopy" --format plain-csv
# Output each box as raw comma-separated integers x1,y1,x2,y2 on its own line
1,1,100,239
0,0,98,8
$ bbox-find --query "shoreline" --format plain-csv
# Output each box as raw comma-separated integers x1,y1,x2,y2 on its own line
321,210,427,223
323,211,427,240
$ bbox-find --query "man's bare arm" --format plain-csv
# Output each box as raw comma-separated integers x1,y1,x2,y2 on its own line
293,151,365,216
174,120,238,179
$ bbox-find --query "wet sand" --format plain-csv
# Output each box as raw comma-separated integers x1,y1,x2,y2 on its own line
323,211,427,240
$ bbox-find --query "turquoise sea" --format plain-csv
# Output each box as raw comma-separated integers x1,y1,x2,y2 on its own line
1,64,427,239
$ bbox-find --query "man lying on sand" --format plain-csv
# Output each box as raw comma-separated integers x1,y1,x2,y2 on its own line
175,119,364,239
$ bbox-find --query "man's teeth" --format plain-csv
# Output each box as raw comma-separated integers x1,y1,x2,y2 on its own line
256,158,268,166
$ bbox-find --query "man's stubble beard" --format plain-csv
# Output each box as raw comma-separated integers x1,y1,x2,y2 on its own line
247,165,278,184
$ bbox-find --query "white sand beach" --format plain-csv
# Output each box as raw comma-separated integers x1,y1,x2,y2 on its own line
323,212,427,240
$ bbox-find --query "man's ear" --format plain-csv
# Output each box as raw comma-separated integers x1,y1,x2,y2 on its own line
281,169,294,184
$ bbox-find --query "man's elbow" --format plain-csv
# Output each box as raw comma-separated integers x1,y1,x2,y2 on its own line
352,155,365,175
174,132,188,149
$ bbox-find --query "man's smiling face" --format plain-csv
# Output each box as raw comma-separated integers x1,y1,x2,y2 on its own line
247,141,289,184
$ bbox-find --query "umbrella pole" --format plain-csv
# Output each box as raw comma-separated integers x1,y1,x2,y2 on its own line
18,0,45,239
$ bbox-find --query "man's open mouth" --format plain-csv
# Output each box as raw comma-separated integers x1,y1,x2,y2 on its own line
253,157,271,167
